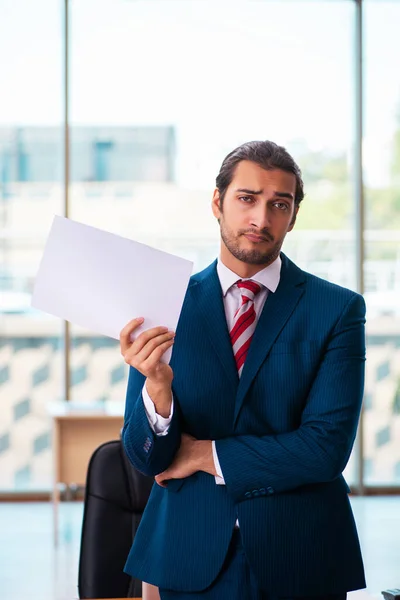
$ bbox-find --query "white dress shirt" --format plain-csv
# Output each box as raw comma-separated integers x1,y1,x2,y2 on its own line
142,256,282,485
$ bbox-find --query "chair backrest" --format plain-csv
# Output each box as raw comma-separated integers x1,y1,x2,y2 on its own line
78,440,154,599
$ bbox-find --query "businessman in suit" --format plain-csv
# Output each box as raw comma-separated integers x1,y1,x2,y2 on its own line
120,140,366,599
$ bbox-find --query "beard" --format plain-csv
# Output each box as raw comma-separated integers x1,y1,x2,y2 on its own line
219,217,283,266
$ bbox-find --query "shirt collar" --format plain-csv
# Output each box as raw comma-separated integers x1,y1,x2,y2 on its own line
217,254,282,296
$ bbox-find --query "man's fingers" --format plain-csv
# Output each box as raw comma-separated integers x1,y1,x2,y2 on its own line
130,325,171,356
139,338,175,370
119,318,145,354
134,332,175,364
120,320,172,357
155,473,168,488
124,336,174,373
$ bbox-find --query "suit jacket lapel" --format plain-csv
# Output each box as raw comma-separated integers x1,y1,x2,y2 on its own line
233,254,306,424
190,261,239,394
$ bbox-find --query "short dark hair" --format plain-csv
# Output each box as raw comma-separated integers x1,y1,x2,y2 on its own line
216,140,304,207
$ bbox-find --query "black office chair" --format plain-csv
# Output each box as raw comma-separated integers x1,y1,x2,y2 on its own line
78,439,154,599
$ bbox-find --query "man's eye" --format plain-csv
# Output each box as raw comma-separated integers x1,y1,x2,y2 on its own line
239,196,253,203
274,202,288,210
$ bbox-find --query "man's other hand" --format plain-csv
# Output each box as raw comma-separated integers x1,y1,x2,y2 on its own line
155,433,217,487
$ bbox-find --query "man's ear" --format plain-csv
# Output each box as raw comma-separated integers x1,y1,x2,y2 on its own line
211,189,222,220
288,205,299,231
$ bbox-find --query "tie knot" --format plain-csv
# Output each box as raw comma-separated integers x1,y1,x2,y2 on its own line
236,279,262,302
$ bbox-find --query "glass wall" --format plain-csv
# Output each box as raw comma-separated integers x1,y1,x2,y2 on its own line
364,0,400,486
68,0,357,487
0,0,63,490
1,0,399,492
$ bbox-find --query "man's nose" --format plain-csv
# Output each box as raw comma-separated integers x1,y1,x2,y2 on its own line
250,206,270,230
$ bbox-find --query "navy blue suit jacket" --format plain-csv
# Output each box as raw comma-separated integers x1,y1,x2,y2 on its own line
122,253,366,596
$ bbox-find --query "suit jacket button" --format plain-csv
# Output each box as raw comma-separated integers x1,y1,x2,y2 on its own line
244,492,252,499
267,486,274,495
259,488,266,495
252,489,260,497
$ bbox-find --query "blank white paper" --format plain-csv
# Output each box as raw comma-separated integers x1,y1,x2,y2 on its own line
31,216,193,362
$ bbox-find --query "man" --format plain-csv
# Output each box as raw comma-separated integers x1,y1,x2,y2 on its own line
120,141,366,600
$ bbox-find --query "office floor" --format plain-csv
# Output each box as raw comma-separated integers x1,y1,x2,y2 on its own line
0,498,398,600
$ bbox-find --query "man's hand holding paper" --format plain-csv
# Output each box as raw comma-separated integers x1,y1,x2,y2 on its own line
120,318,175,418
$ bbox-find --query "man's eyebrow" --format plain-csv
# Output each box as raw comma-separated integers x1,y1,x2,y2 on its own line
235,188,263,195
273,191,294,201
235,188,294,201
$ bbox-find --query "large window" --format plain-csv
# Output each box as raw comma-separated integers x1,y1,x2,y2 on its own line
0,0,63,491
364,0,400,486
69,1,356,486
1,0,399,492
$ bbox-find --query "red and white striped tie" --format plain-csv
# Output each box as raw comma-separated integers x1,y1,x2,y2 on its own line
230,280,262,377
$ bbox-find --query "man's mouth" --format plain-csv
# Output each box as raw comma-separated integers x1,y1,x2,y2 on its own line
243,233,270,243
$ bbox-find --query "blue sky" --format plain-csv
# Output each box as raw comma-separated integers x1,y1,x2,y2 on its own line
1,0,399,187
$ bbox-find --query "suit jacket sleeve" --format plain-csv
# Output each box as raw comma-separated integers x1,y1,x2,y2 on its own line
215,293,366,503
122,365,181,477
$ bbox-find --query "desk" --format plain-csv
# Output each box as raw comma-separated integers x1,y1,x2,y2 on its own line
88,579,160,599
49,401,124,545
